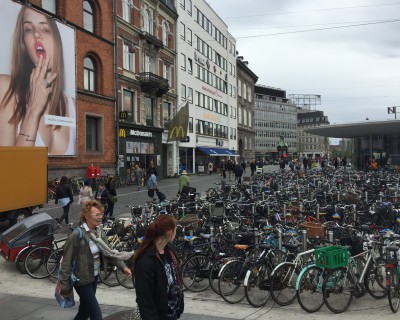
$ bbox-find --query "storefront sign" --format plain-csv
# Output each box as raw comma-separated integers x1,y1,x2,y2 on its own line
129,130,153,138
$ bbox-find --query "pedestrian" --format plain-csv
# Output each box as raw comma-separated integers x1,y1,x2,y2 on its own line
59,200,133,320
95,182,109,212
105,175,117,219
226,160,233,180
289,159,295,172
371,159,378,171
133,163,144,191
221,160,227,179
279,157,285,172
147,172,158,202
78,179,93,206
178,170,189,195
147,162,158,178
241,161,246,173
133,214,184,320
208,162,213,175
334,157,339,170
302,156,308,171
250,160,256,176
235,163,243,184
55,176,74,225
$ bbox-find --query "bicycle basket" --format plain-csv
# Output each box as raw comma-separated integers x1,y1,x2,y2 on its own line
315,246,349,269
302,221,325,238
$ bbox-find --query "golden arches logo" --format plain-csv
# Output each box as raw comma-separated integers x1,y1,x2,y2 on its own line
169,126,184,139
119,128,126,138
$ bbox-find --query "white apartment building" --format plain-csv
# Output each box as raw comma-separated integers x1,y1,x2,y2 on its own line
174,0,238,174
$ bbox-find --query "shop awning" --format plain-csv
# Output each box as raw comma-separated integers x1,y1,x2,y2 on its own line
197,147,238,156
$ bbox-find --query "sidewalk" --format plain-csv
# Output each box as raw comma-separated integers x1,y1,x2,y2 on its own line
0,293,232,320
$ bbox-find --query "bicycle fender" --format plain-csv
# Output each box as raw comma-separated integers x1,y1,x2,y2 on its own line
218,259,241,278
270,262,295,277
295,263,317,290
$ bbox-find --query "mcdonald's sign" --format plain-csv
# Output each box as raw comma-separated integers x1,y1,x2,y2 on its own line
169,126,184,141
119,111,128,120
119,128,126,138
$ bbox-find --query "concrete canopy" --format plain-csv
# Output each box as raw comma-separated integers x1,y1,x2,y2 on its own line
305,120,400,138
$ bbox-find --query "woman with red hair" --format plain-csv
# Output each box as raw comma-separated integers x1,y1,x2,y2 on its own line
133,215,184,320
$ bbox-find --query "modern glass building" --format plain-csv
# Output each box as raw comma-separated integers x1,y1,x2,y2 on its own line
306,120,400,169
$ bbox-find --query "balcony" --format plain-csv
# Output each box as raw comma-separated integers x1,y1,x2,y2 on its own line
139,72,169,97
140,31,163,49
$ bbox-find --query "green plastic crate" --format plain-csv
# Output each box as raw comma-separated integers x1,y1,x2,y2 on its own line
315,246,349,269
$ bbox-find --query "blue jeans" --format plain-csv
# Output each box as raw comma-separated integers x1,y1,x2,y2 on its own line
74,278,102,320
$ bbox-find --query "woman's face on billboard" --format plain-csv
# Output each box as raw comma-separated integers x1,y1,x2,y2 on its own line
23,9,55,70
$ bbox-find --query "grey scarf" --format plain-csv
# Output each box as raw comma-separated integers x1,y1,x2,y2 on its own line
89,232,135,261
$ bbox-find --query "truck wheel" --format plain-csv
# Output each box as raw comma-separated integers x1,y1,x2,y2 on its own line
11,209,31,226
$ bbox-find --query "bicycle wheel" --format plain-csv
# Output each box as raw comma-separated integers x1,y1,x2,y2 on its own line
244,262,272,307
388,269,400,313
270,263,299,306
181,254,211,292
218,260,246,304
365,258,387,299
297,266,325,313
24,246,51,279
99,265,119,287
46,248,64,282
209,256,232,295
15,246,35,274
116,260,134,289
323,267,354,313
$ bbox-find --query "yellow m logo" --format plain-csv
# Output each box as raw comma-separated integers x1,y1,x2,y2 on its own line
119,128,126,138
169,126,184,140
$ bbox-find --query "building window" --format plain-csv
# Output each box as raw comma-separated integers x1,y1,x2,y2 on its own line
187,0,192,15
187,28,192,45
122,0,133,23
145,97,154,126
163,63,170,82
145,54,154,73
180,0,185,9
83,1,94,33
181,84,186,100
123,43,134,72
162,21,169,46
188,87,193,102
84,57,95,91
247,87,252,102
86,115,102,152
238,79,242,96
42,0,56,13
180,22,185,41
122,89,135,123
143,8,152,34
188,58,193,74
163,101,171,124
180,53,186,71
188,117,193,132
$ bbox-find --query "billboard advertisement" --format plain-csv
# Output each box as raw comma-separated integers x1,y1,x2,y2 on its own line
0,1,76,156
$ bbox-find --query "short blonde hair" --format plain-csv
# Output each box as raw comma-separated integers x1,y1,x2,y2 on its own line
79,200,104,224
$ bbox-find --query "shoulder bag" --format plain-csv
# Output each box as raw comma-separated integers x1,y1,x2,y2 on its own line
55,228,83,308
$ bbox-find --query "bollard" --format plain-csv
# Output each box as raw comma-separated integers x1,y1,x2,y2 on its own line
353,204,357,222
365,191,368,203
278,228,282,251
302,230,307,251
268,205,271,217
283,204,286,223
316,204,320,220
328,230,334,244
254,227,259,244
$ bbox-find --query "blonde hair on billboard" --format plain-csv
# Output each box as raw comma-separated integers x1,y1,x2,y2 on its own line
0,6,66,129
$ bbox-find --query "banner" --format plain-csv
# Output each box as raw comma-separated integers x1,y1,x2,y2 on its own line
0,2,76,156
167,102,189,142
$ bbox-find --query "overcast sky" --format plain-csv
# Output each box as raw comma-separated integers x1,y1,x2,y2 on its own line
206,0,400,124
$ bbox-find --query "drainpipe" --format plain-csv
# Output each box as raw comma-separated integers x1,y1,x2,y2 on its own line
113,0,120,176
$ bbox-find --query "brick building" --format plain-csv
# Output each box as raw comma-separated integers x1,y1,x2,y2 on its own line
19,0,116,179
